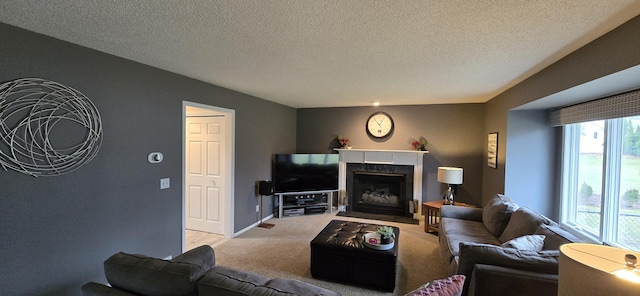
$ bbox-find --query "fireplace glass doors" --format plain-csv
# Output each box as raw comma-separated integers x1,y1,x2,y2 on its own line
346,163,414,217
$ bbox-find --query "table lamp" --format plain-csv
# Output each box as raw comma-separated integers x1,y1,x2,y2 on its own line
437,167,463,205
559,243,640,295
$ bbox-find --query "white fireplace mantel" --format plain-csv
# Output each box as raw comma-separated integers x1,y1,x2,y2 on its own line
335,148,429,217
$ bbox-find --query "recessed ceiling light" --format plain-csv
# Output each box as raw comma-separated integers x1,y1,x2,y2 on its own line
372,102,380,106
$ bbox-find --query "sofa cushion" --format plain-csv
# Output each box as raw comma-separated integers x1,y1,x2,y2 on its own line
198,266,271,295
440,218,501,258
499,207,551,243
439,217,502,275
535,224,583,250
405,275,466,296
104,252,206,296
457,242,560,277
482,194,518,237
267,278,341,296
198,267,341,296
501,234,545,252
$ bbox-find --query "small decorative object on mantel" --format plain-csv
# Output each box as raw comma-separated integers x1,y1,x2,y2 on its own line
410,136,428,151
336,135,351,149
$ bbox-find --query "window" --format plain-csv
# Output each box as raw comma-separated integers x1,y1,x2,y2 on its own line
561,116,640,251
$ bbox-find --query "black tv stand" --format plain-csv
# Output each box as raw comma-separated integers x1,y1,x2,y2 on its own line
276,190,337,217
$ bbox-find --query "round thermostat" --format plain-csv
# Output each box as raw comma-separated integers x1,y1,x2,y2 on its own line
148,152,163,163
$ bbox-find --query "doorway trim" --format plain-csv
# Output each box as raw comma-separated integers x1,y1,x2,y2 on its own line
182,101,235,251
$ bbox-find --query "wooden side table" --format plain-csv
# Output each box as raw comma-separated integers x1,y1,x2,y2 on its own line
422,201,475,233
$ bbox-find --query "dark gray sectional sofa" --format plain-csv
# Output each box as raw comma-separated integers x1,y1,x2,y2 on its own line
439,194,582,296
81,245,340,296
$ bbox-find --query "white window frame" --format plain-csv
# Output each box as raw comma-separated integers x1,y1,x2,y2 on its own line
560,118,630,249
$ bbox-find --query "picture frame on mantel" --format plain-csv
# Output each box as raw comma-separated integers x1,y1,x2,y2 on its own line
487,132,498,168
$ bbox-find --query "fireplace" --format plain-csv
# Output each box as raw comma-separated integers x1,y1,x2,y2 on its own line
346,163,414,217
336,148,429,219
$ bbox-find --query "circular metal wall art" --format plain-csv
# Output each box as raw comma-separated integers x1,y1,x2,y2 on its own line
0,78,103,177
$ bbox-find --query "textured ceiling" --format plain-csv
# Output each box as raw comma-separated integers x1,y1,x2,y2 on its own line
1,1,639,108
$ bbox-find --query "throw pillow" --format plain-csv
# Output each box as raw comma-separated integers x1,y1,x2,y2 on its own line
501,234,545,252
482,194,518,237
534,223,583,250
405,275,466,296
498,207,551,243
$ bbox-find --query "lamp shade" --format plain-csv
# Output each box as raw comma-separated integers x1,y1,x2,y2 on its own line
437,167,463,184
559,243,640,296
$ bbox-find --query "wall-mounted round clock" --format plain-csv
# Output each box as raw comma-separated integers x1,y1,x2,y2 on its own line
366,111,394,138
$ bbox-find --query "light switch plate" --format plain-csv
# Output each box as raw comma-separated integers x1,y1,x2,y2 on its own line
160,178,170,189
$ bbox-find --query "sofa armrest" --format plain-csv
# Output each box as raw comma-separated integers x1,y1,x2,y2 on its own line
81,282,139,296
174,245,216,270
468,264,558,296
104,252,207,296
457,242,559,296
441,206,483,222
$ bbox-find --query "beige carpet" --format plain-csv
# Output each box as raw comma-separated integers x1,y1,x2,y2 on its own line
206,212,448,295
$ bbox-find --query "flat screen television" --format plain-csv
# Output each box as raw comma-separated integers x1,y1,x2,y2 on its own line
273,154,339,194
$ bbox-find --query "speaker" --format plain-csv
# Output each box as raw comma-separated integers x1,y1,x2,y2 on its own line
258,180,274,195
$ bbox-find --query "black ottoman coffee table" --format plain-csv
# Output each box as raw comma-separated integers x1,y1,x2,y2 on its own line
310,220,400,292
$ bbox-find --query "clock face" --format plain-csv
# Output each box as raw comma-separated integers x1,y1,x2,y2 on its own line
366,112,394,138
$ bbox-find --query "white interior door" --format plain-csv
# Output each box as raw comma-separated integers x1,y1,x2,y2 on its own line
185,115,225,234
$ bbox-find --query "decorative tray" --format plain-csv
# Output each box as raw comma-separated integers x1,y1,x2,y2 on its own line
363,232,395,250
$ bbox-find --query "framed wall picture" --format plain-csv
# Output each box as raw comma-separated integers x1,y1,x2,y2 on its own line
487,132,498,168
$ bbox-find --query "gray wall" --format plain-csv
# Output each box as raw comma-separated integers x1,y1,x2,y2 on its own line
505,110,559,219
483,16,640,217
297,104,485,205
0,23,295,295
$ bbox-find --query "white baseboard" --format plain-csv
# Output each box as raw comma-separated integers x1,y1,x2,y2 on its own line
233,214,275,237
